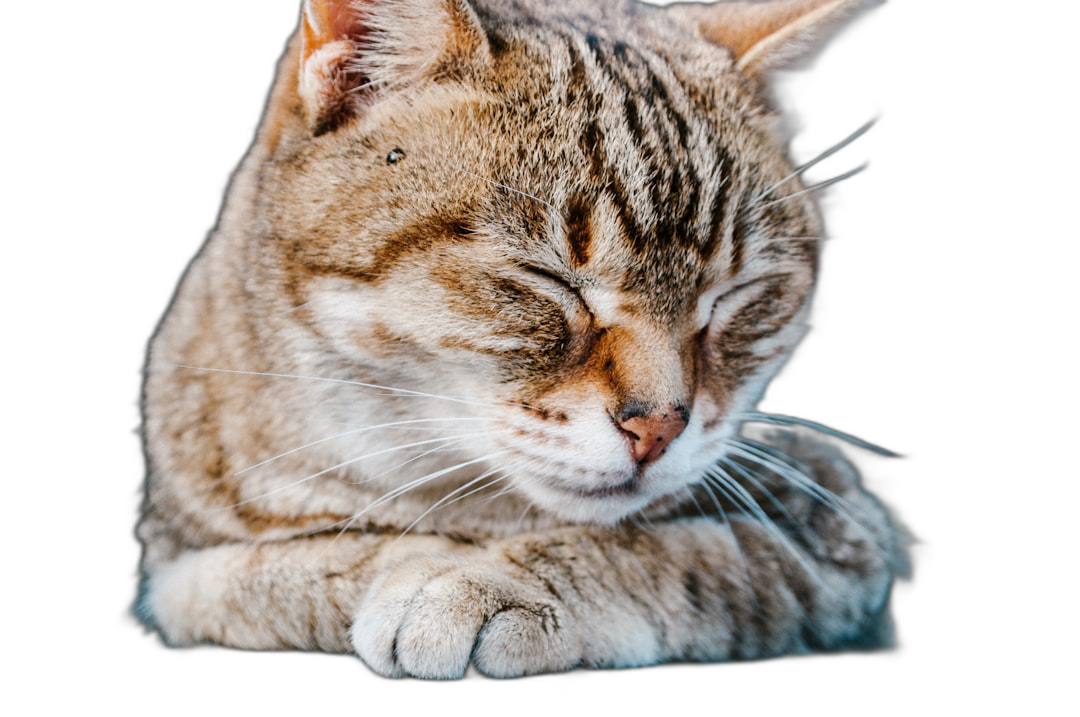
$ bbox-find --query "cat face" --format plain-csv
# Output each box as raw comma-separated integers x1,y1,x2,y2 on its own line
253,0,823,524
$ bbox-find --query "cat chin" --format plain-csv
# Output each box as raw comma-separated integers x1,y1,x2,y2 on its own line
510,463,696,525
516,481,657,525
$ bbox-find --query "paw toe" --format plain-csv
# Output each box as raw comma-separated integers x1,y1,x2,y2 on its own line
353,560,579,679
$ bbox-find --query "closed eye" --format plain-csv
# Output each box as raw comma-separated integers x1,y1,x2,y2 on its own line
707,274,787,328
520,264,587,305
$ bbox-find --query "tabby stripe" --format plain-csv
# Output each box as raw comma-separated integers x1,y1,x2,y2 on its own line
439,336,521,359
580,110,651,262
504,554,565,602
647,68,691,150
563,37,591,109
639,56,708,255
621,94,644,145
729,221,748,277
704,171,729,263
576,32,712,259
576,34,655,257
471,5,510,56
564,192,594,267
292,215,473,286
619,44,701,255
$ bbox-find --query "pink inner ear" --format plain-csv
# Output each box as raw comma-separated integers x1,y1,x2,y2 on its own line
300,0,375,134
304,0,367,58
303,0,370,61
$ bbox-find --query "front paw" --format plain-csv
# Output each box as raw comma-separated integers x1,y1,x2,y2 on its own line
351,556,580,679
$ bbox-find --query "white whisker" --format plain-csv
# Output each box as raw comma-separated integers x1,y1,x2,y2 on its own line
363,434,480,482
334,430,511,485
705,467,829,594
466,456,544,509
285,301,312,315
174,365,527,410
757,119,876,202
757,164,867,210
723,440,886,553
515,503,534,531
705,468,782,540
716,454,804,532
633,510,657,530
344,78,382,95
234,417,488,476
695,478,756,600
683,487,710,521
736,411,899,456
482,481,519,503
726,438,862,519
330,449,511,541
210,430,508,513
450,472,516,507
396,466,509,540
457,169,555,211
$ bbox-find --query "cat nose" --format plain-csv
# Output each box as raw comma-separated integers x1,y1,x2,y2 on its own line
616,407,688,465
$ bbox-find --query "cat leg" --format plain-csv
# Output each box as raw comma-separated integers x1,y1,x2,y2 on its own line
141,435,904,678
353,435,906,678
140,533,481,654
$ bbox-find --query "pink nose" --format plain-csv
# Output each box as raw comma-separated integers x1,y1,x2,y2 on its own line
617,409,688,464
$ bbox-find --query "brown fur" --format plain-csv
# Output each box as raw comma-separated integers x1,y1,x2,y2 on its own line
138,0,905,678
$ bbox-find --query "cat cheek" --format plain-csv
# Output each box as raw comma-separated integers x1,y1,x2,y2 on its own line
696,318,810,437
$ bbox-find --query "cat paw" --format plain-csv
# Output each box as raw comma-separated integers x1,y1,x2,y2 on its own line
351,556,580,679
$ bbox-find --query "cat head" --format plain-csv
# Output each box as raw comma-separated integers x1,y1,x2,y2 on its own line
247,0,872,524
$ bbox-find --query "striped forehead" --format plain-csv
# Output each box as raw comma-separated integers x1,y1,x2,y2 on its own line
485,29,750,319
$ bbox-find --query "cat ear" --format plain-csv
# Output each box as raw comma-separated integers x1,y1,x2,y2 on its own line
669,0,874,79
298,0,488,134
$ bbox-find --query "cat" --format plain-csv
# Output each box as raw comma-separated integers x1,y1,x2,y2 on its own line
137,0,907,678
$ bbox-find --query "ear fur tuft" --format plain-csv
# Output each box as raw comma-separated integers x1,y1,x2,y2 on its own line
298,0,489,135
668,0,876,80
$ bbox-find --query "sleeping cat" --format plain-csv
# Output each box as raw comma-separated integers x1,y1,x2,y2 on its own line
137,0,906,678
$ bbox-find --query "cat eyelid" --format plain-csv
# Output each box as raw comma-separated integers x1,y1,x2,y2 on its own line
518,264,590,310
520,264,580,293
711,276,773,306
705,273,786,324
713,273,791,303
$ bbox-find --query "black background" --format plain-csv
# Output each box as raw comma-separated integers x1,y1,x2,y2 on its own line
69,0,980,704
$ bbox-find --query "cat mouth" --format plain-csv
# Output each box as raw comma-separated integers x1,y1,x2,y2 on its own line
568,481,637,499
521,470,657,524
542,474,639,500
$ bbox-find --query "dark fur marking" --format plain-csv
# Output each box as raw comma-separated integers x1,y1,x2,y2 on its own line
505,553,564,602
622,94,644,142
607,175,650,257
322,547,382,583
575,34,655,259
231,506,353,534
472,6,511,57
289,214,474,291
564,193,594,267
630,51,700,255
429,264,577,380
519,402,570,424
717,277,796,345
563,38,590,107
684,570,704,613
647,69,691,149
493,601,562,635
439,335,516,358
702,149,734,263
373,216,474,273
729,221,747,277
